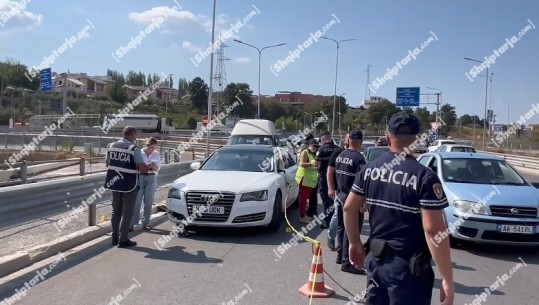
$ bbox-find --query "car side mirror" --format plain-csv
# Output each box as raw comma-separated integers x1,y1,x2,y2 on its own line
190,162,201,170
531,182,539,189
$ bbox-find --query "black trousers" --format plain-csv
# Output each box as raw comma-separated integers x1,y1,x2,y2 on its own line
337,203,364,265
111,187,138,241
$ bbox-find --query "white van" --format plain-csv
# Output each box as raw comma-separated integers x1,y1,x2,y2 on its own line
227,119,280,146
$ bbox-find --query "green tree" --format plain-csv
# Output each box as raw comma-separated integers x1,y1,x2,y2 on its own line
188,77,209,113
439,103,457,133
186,117,197,129
178,78,189,98
414,107,431,131
223,83,254,117
367,100,399,126
261,101,287,122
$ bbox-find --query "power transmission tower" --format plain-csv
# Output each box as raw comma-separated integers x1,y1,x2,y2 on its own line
212,35,229,116
364,64,372,100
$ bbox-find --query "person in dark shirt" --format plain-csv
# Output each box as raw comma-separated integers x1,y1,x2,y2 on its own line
334,129,366,275
344,112,454,305
326,133,349,251
315,131,339,228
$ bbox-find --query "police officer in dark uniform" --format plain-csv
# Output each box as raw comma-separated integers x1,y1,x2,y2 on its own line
105,126,157,248
344,112,454,305
334,129,366,274
315,131,339,229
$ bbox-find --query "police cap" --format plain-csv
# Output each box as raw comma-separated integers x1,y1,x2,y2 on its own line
387,112,421,135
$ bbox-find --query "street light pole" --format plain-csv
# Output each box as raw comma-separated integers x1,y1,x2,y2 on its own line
295,112,300,131
233,40,286,119
321,37,355,135
463,57,489,151
206,0,217,157
426,87,442,128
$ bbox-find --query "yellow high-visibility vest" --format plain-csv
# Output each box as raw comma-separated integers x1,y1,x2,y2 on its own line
295,150,317,187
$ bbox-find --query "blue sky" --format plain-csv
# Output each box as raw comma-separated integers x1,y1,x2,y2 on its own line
1,0,538,124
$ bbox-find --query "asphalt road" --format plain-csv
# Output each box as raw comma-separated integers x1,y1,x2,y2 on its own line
1,201,538,305
0,166,537,304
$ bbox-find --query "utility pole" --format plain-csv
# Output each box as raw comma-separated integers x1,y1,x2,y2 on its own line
206,0,217,157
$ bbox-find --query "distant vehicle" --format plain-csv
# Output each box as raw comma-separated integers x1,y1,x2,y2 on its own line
427,139,457,152
414,141,428,155
361,141,376,155
376,136,388,146
418,152,539,246
364,146,390,162
102,114,175,133
196,122,227,135
167,145,299,231
227,119,280,146
435,144,476,153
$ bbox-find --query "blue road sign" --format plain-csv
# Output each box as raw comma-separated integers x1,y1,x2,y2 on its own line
40,68,52,92
396,87,420,107
494,124,502,134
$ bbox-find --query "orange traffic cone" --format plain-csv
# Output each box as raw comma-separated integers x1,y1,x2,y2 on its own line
298,243,335,298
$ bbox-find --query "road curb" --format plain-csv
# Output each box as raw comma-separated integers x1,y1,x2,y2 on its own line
0,205,169,279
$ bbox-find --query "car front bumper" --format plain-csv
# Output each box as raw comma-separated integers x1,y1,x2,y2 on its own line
446,212,539,246
166,197,274,228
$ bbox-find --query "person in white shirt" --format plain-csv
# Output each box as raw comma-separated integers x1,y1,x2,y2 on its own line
131,137,161,230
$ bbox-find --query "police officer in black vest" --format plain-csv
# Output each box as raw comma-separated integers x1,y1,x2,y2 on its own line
344,112,454,305
334,129,366,274
315,131,339,229
105,126,157,248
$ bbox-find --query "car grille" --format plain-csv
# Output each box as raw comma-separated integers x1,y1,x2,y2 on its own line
482,231,539,243
232,212,266,223
186,191,236,222
490,206,537,218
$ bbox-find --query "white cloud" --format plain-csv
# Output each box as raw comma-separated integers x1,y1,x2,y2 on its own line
235,57,251,64
183,41,202,53
0,0,43,31
128,6,200,32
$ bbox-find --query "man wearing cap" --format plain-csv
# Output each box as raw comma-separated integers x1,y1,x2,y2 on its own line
315,131,339,229
344,112,454,305
327,133,349,251
334,129,366,274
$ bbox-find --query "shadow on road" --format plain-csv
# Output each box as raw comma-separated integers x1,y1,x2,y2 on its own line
457,243,539,265
128,245,223,264
433,278,504,297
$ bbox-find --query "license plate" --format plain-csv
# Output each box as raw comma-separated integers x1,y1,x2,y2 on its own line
193,205,224,214
497,224,535,234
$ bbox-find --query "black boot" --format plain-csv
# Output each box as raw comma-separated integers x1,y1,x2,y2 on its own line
118,239,137,248
341,262,365,275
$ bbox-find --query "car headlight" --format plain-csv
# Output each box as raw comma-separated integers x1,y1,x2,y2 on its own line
240,190,268,202
168,187,182,199
452,200,487,215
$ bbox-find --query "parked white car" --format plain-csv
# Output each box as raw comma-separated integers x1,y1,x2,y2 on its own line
427,139,457,152
435,144,476,153
167,145,299,231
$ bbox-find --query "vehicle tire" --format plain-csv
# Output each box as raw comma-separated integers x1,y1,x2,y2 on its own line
268,192,283,232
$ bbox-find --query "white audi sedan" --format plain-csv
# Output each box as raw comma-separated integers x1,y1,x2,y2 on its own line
167,145,299,231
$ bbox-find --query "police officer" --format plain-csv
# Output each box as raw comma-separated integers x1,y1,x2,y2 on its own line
326,133,349,250
344,112,454,305
315,131,339,229
334,129,365,274
105,126,157,248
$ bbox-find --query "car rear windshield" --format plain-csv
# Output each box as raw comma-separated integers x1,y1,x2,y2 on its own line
450,146,476,153
442,158,526,185
228,135,276,146
366,148,389,161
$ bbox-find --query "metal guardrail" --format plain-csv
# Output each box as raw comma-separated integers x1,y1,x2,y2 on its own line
479,151,539,170
0,160,199,227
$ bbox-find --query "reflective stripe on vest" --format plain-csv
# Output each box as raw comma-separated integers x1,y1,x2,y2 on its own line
105,141,138,192
295,151,317,188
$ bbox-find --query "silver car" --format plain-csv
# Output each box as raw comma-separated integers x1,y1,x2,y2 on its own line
418,152,539,246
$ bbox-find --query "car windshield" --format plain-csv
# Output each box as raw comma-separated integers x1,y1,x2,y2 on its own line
366,148,389,161
200,150,274,172
442,158,526,185
450,146,476,152
228,135,275,145
362,143,376,153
